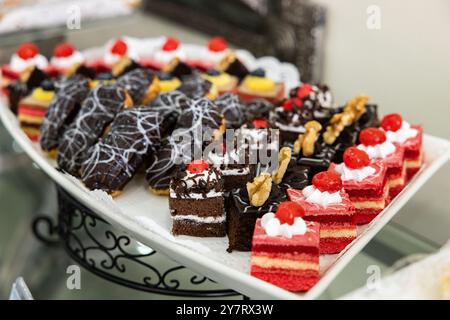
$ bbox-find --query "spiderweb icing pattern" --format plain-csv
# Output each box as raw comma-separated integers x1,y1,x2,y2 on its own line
148,90,188,135
117,68,155,104
214,93,246,129
57,83,127,176
39,75,89,151
81,107,162,193
178,74,212,99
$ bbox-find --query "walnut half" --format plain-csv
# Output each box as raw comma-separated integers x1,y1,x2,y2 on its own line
247,172,272,207
272,147,292,184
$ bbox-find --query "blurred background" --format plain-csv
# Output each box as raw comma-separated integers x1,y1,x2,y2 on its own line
0,0,449,299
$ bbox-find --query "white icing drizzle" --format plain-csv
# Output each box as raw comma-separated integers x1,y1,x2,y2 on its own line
334,163,376,182
385,121,418,143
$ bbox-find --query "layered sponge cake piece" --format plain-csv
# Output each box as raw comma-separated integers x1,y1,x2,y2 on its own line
381,114,423,181
169,160,226,237
332,147,388,225
287,171,357,254
250,202,320,291
357,128,406,198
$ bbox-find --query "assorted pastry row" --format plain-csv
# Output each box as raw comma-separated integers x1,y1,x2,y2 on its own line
1,38,424,293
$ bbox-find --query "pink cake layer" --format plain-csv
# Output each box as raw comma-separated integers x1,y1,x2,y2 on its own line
251,251,319,263
320,238,354,254
388,162,407,197
287,188,355,224
319,222,357,254
354,210,382,225
250,271,319,292
403,125,423,157
331,161,387,199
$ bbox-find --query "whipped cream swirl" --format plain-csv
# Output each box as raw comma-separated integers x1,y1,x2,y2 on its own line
10,54,48,72
260,212,307,238
385,121,418,143
200,48,228,66
104,47,139,66
357,141,396,159
302,185,342,207
153,49,186,65
51,51,84,70
334,163,376,182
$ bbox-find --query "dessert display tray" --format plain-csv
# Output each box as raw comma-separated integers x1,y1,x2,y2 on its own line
2,97,450,299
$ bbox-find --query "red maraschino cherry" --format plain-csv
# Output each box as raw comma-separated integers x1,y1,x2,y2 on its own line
359,128,386,146
296,83,312,99
111,39,128,56
187,160,209,174
275,201,305,225
381,113,403,132
312,171,342,193
54,43,75,58
208,37,227,52
343,146,370,169
162,37,179,51
17,43,38,60
282,97,302,111
252,119,268,129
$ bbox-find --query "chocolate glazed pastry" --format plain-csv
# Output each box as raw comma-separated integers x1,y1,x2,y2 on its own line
178,74,213,99
279,159,310,192
297,139,338,179
81,107,161,196
117,68,159,105
145,137,192,195
227,184,286,252
39,75,90,154
149,91,189,136
57,84,129,177
214,93,246,129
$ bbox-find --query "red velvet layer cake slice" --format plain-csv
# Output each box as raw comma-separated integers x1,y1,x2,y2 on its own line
250,202,320,291
381,113,423,180
287,171,357,254
332,147,388,225
357,128,405,198
169,160,226,237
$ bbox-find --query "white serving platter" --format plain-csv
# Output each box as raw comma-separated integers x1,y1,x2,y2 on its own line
2,96,450,300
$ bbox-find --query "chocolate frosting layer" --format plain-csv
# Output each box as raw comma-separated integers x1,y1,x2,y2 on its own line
171,166,223,199
81,107,161,193
40,75,90,151
214,93,246,129
232,183,286,215
117,68,155,104
178,74,212,99
57,83,127,176
149,91,189,135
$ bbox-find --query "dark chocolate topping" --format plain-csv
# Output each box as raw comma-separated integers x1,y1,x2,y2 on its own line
171,166,223,199
244,99,274,121
117,68,155,104
178,74,212,99
232,183,285,214
57,83,127,176
40,75,90,151
214,93,246,129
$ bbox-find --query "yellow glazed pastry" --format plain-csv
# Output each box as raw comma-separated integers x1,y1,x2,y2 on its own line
159,77,181,92
242,75,275,92
31,87,55,102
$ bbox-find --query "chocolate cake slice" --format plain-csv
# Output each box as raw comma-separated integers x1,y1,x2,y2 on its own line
57,83,129,176
169,162,226,237
81,107,161,195
39,75,90,153
227,174,286,252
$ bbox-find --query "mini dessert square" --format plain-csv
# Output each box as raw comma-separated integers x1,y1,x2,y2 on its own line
169,161,226,237
192,37,230,71
215,51,249,81
237,68,285,104
381,113,423,180
48,42,85,76
287,171,357,254
332,147,388,225
250,202,320,292
214,93,246,129
357,128,406,198
202,69,238,95
228,173,286,252
17,80,55,142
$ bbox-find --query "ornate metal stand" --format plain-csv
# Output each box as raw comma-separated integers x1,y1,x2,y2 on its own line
32,185,239,298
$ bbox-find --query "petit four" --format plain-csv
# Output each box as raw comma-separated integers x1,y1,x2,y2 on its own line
228,173,286,252
117,68,160,104
381,113,423,180
237,68,285,104
17,80,55,141
81,107,162,196
152,37,187,70
57,83,131,177
169,161,226,237
332,147,388,224
216,51,249,81
100,38,139,72
213,93,246,129
178,74,217,100
2,43,48,81
39,75,90,156
250,202,320,291
357,128,406,198
202,69,238,95
49,42,85,76
288,171,357,254
194,37,230,70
